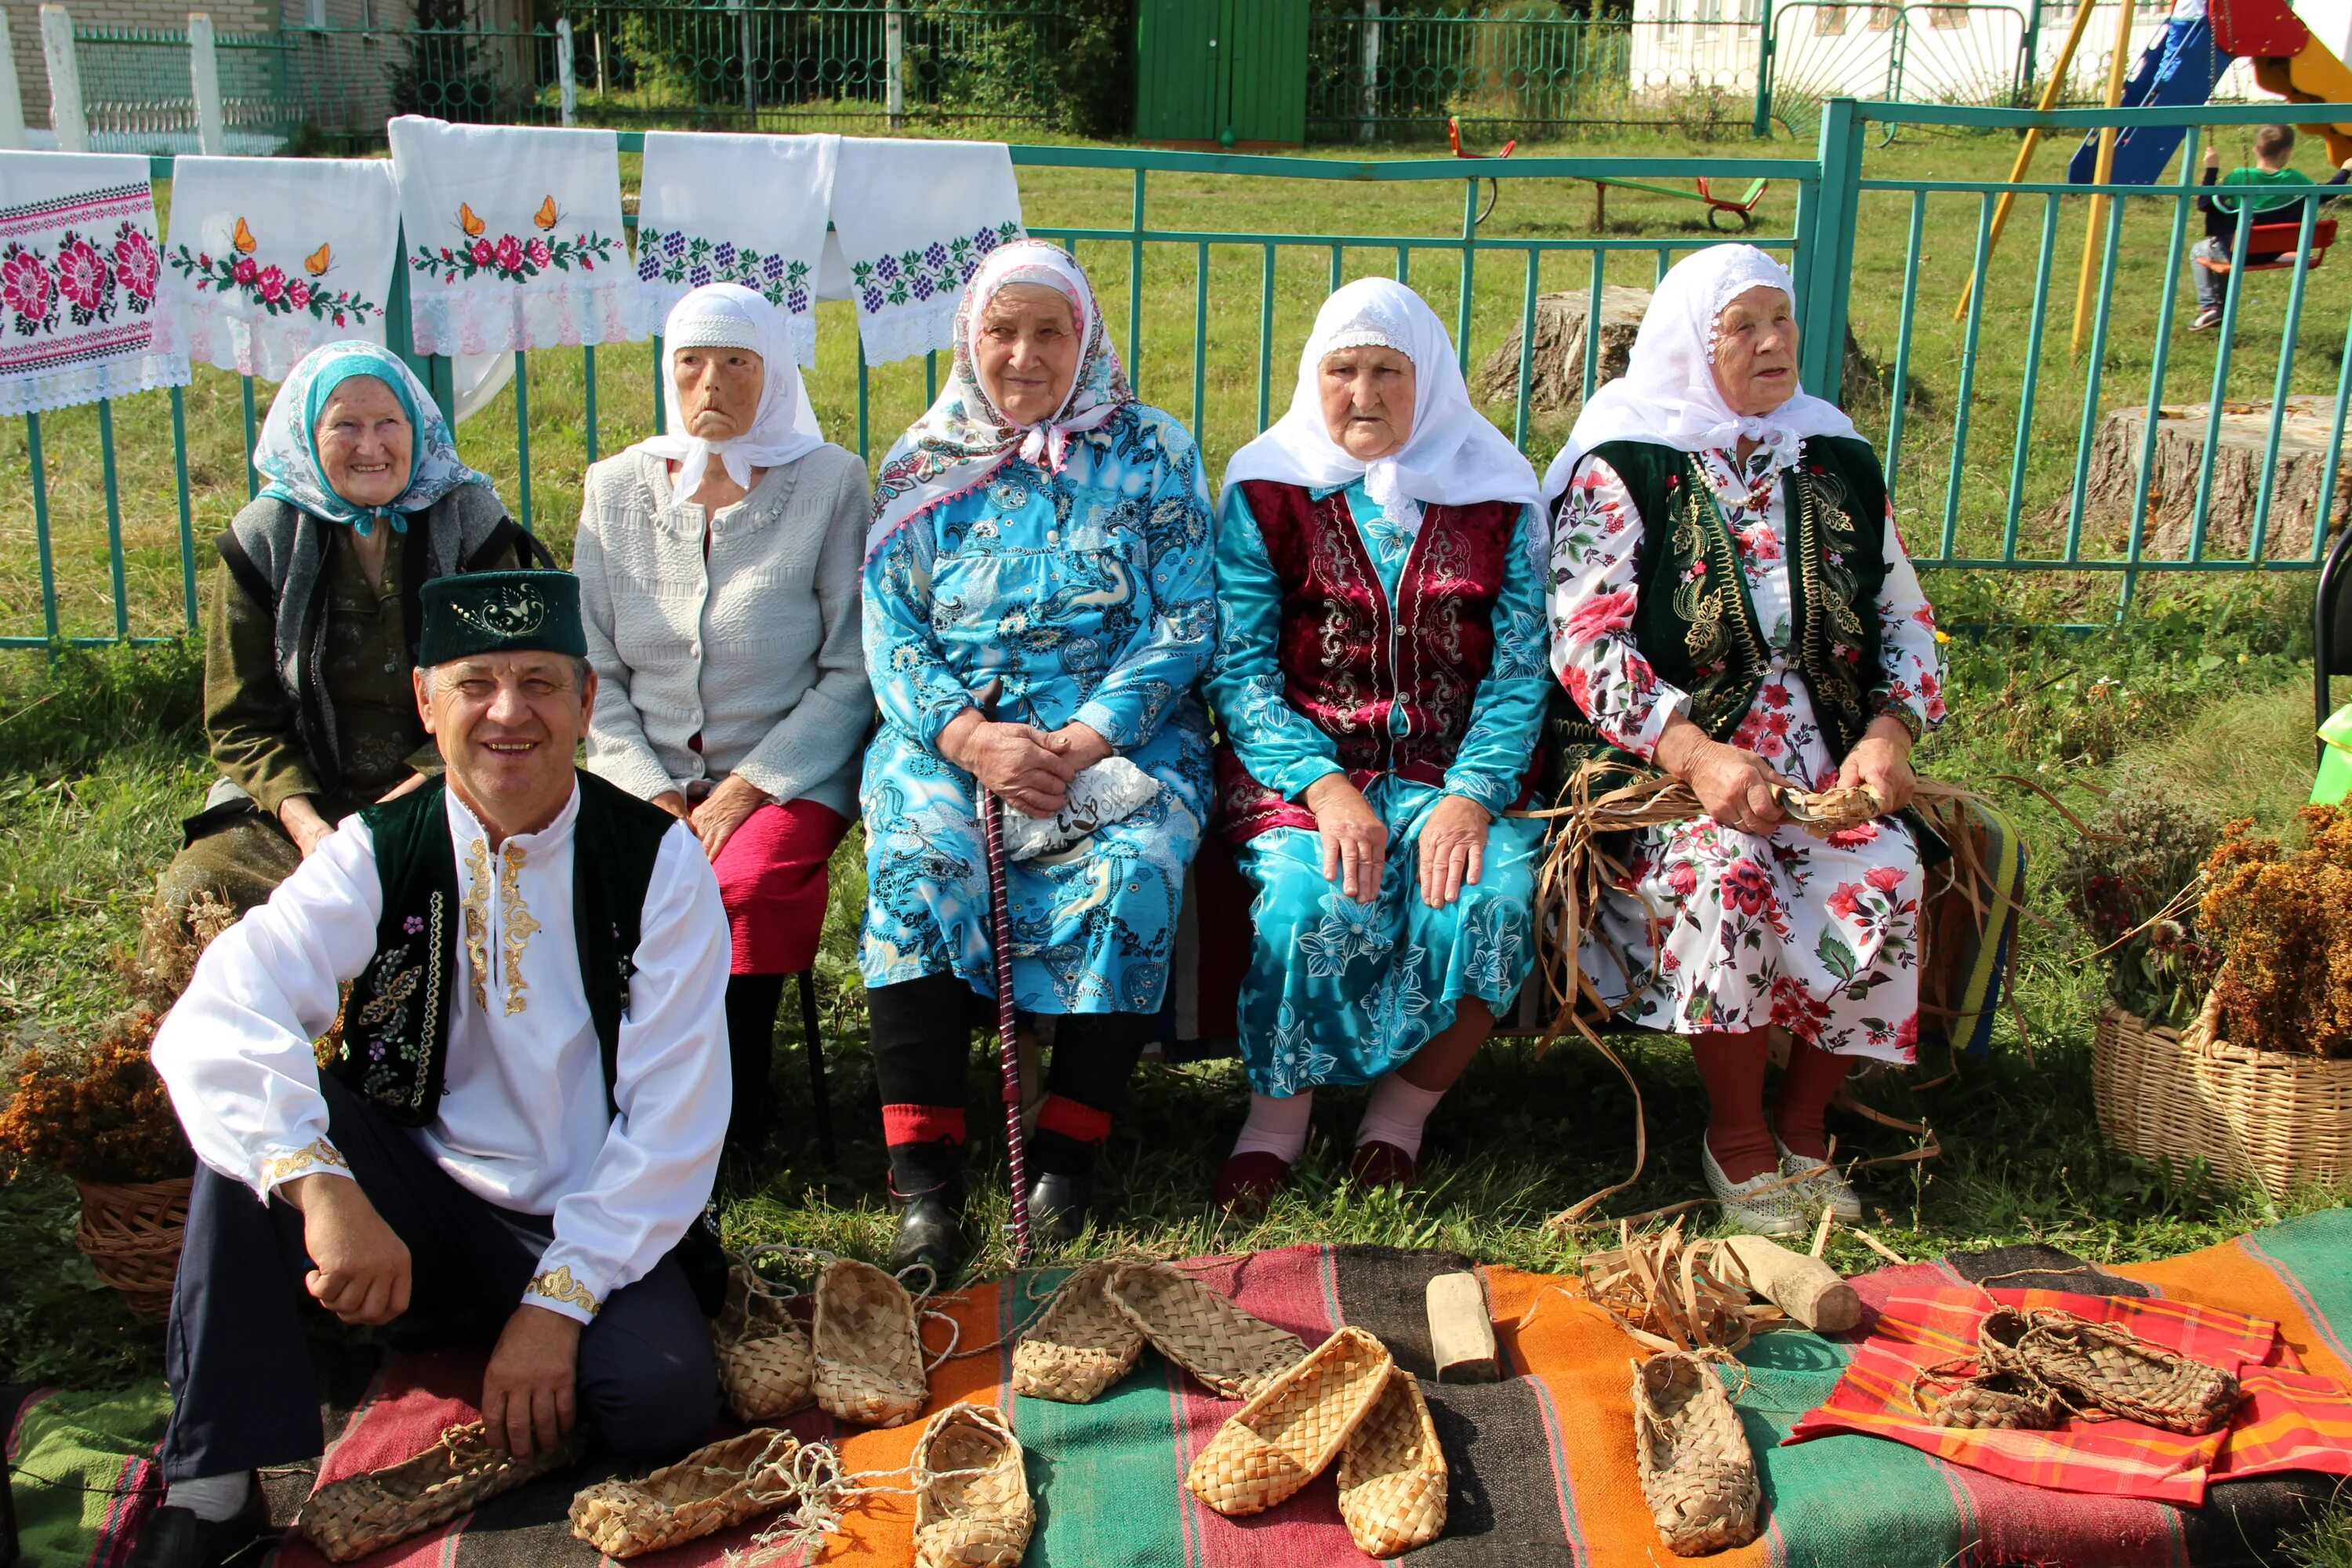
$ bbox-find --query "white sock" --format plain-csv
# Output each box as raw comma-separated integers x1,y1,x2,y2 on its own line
1355,1075,1447,1161
166,1472,251,1523
1229,1091,1315,1164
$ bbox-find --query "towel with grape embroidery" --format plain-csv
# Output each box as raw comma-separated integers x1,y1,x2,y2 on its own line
637,131,834,368
387,117,640,356
0,151,187,416
156,156,401,379
826,136,1024,365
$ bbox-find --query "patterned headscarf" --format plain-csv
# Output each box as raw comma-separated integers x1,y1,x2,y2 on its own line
253,340,490,535
1219,276,1539,514
1541,243,1857,506
866,239,1133,559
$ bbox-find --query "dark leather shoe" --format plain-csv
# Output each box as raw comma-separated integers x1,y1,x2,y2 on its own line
885,1185,967,1285
1026,1171,1091,1247
1348,1139,1421,1192
126,1483,268,1568
1213,1151,1291,1218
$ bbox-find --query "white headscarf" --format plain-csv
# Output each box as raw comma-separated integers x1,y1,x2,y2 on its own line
633,282,825,499
1540,244,1858,506
866,239,1133,560
1219,276,1540,515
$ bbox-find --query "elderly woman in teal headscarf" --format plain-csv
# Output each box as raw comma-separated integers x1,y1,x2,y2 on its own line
147,342,539,960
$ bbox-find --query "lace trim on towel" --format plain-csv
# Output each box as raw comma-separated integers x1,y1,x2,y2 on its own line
853,297,960,368
406,278,644,357
0,352,191,419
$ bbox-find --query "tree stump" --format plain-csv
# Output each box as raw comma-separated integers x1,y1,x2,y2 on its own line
2065,395,2352,562
1475,285,1900,418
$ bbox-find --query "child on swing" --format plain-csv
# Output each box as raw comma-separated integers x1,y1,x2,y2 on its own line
2190,124,2352,330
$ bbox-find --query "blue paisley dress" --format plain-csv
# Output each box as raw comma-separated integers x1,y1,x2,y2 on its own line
858,403,1217,1014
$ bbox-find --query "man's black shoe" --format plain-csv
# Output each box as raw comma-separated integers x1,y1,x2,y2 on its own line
1027,1171,1091,1247
885,1183,967,1285
125,1483,269,1568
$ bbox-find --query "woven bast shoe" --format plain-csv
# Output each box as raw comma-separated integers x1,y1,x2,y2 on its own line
714,1263,815,1422
1336,1369,1449,1558
1185,1325,1395,1519
1929,1370,2070,1432
1011,1261,1145,1404
812,1258,930,1428
910,1403,1033,1568
1992,1305,2241,1435
1630,1353,1762,1557
1106,1260,1308,1400
567,1429,800,1559
1772,784,1884,836
299,1421,585,1563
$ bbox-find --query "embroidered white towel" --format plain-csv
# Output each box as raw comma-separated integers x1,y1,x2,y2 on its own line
637,131,835,368
387,117,639,356
828,136,1024,365
0,151,187,416
156,155,401,379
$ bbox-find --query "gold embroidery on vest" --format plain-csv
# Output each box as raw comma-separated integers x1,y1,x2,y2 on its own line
461,837,491,1011
498,842,539,1017
1669,474,1730,671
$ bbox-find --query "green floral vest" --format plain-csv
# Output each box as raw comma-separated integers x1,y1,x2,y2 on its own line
1544,436,1940,855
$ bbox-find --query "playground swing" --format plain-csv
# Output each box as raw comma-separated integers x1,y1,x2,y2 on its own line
1446,118,1770,232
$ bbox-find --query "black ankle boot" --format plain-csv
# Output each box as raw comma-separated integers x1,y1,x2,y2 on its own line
126,1480,269,1568
887,1180,967,1283
1025,1170,1091,1246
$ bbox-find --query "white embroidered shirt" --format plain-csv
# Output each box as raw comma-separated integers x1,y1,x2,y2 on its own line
151,781,731,1323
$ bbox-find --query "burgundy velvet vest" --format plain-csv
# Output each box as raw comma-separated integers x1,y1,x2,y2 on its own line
1215,481,1524,845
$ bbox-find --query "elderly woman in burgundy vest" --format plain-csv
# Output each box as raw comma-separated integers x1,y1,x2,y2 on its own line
1203,278,1550,1212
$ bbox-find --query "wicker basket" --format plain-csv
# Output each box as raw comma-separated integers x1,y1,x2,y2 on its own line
71,1176,191,1323
2091,1000,2352,1193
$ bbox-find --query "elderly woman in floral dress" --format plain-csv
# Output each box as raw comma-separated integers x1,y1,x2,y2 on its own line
1545,244,1947,1236
858,240,1216,1278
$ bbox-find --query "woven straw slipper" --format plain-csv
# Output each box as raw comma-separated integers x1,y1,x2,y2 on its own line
1107,1260,1308,1400
1773,784,1883,834
715,1262,815,1421
1630,1353,1761,1557
812,1258,930,1428
1336,1369,1449,1558
1980,1305,2239,1435
299,1421,584,1563
1185,1325,1394,1519
911,1403,1033,1568
568,1429,800,1559
1013,1261,1146,1404
1929,1370,2069,1431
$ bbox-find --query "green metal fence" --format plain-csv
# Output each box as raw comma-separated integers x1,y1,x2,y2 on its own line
72,24,300,151
6,100,2351,647
282,2,1075,147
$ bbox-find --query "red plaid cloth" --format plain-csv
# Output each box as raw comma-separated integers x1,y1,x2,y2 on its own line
1788,1286,2352,1504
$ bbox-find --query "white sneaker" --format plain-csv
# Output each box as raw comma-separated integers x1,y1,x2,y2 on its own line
1774,1137,1863,1221
1700,1139,1809,1236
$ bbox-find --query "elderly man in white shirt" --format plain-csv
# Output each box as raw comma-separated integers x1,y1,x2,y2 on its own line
136,570,732,1568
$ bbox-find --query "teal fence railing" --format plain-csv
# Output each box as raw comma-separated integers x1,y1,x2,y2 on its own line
5,98,2349,647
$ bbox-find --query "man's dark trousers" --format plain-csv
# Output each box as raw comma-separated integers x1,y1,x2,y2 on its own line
161,1073,719,1480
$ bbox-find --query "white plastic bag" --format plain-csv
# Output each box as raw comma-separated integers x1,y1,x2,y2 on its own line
1000,757,1160,862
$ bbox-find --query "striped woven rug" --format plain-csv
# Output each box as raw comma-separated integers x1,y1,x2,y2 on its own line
13,1209,2350,1566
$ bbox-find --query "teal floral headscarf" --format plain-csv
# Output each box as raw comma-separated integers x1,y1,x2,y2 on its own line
254,341,490,535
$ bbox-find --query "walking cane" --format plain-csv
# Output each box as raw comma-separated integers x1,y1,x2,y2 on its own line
974,717,1035,1267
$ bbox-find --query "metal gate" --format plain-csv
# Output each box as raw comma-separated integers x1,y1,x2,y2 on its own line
1762,2,2028,138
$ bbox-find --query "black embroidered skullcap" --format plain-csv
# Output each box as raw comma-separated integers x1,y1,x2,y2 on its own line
417,569,586,667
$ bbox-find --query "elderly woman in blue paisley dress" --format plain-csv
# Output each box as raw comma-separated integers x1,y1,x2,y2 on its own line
858,240,1215,1277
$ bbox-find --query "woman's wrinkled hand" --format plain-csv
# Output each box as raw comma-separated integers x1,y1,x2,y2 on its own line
1042,721,1115,771
1417,793,1490,909
278,794,336,858
1305,772,1388,903
1837,720,1918,813
689,774,768,862
650,790,691,822
1660,718,1788,836
948,715,1078,817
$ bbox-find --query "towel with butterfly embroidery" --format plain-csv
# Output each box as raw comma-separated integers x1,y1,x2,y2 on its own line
387,118,644,358
156,155,403,379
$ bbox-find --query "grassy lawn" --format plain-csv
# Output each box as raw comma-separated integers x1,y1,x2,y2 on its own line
0,124,2348,1555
